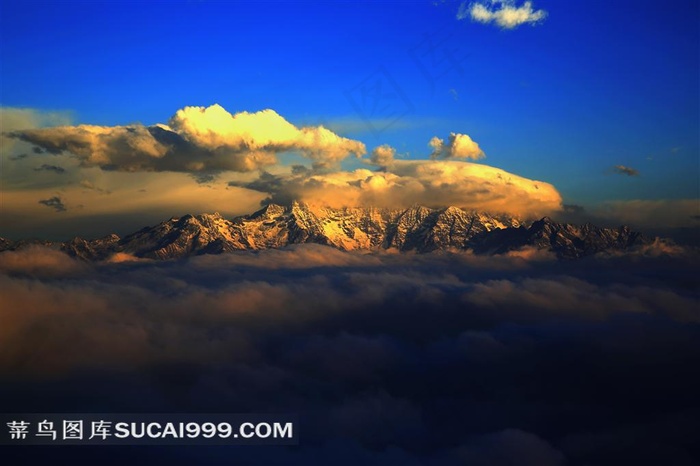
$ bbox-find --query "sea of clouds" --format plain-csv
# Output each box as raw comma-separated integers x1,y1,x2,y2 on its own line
1,245,698,465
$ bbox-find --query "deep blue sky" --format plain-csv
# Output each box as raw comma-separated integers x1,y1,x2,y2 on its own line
1,0,698,206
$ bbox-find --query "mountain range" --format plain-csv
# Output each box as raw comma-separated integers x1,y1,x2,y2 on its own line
0,202,657,260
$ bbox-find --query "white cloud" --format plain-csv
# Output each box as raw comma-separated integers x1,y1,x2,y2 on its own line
458,1,548,29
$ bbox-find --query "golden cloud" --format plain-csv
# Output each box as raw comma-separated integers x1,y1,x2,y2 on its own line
369,144,397,167
7,104,366,173
429,133,485,161
235,160,563,218
460,0,548,29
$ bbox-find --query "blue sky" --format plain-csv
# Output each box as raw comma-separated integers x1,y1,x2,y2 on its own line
0,0,698,237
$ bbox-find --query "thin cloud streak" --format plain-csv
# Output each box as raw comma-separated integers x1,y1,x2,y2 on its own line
613,164,640,176
38,196,66,212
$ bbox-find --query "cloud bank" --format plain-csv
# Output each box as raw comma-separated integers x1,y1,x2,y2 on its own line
459,0,548,29
234,160,563,218
7,104,367,173
0,107,72,155
1,245,698,465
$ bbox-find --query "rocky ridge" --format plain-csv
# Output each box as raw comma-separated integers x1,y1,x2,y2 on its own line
0,202,655,260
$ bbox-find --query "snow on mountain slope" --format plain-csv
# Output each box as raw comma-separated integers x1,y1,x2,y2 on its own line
0,203,656,260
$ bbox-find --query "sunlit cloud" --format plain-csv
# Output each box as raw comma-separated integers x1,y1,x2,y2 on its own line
458,0,548,29
429,132,485,160
233,160,562,218
169,104,367,170
369,144,397,167
3,106,691,242
6,104,366,174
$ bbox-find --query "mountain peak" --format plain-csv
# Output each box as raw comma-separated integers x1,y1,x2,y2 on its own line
535,216,556,225
249,203,286,220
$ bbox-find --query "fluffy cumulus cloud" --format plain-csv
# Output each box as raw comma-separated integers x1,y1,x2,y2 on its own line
234,160,562,218
429,132,485,160
6,104,366,173
168,105,366,170
458,0,548,29
1,246,698,465
369,144,397,167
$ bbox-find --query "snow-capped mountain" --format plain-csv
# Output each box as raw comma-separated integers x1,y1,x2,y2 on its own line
0,202,655,260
